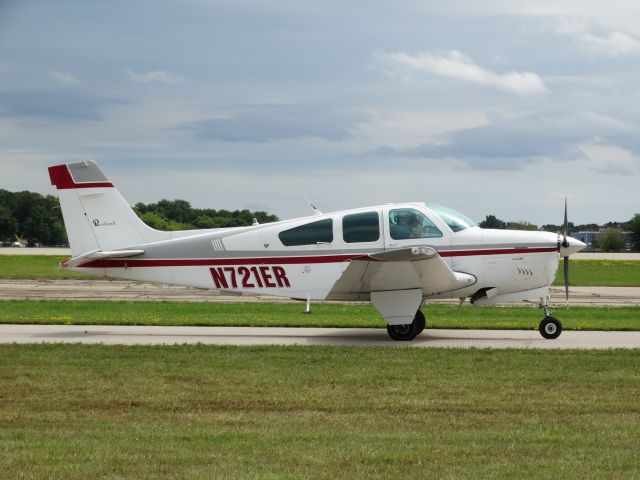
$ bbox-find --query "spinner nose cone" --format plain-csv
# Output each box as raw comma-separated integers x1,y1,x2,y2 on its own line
559,236,586,257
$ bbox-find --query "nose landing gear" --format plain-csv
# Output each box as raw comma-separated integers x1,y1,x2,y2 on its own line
539,296,563,339
539,315,563,339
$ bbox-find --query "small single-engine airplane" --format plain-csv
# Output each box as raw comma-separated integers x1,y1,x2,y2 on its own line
49,160,585,341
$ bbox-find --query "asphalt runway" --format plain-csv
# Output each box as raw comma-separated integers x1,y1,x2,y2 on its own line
2,324,639,349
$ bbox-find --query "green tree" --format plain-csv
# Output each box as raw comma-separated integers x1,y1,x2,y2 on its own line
0,189,67,245
479,215,506,229
133,198,278,230
599,229,625,252
138,213,171,230
628,214,640,251
194,215,217,229
506,221,539,231
0,205,18,241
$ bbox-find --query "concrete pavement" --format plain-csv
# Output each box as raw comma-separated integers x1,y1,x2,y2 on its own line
1,324,639,349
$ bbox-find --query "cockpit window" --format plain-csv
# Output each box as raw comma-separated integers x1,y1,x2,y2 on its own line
427,204,476,232
389,208,443,240
343,212,380,243
279,219,333,246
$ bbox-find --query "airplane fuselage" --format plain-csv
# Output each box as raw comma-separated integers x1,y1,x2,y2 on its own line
67,202,575,305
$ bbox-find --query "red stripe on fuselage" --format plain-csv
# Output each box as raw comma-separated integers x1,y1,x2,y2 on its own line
439,247,557,257
79,254,368,269
74,247,557,269
48,164,113,190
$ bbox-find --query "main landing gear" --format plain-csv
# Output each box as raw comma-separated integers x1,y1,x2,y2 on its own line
387,310,425,341
539,297,563,340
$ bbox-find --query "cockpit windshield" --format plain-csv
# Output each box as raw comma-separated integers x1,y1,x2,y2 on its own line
427,204,477,232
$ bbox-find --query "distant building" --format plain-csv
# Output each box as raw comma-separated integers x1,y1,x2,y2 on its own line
573,232,597,252
573,230,634,252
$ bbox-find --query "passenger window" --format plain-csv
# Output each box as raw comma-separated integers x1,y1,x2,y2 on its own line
389,209,443,240
343,212,380,243
279,219,333,246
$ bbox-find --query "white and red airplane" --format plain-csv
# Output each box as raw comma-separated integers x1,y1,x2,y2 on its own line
49,160,585,341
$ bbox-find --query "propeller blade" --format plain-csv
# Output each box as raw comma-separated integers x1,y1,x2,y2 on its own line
562,197,569,248
563,256,570,307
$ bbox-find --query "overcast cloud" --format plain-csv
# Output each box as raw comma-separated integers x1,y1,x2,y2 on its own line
0,0,638,225
377,50,548,96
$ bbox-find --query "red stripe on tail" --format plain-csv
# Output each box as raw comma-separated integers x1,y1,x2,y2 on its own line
48,164,113,190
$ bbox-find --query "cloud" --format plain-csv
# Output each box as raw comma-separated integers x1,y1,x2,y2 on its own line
177,105,361,143
576,143,640,175
378,110,636,171
51,70,79,86
377,50,548,96
0,90,122,120
580,31,640,57
126,67,186,84
554,19,640,57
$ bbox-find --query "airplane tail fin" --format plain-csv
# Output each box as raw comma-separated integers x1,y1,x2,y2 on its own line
49,160,169,256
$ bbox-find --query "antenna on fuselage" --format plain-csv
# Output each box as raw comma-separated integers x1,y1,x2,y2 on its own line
303,197,323,216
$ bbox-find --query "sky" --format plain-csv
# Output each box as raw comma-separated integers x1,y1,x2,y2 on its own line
1,0,639,226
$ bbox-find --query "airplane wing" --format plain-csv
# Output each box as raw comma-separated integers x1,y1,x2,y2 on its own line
327,246,476,301
62,249,145,268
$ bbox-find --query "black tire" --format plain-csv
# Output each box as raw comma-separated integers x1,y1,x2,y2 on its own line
387,310,425,341
414,310,426,335
539,316,562,340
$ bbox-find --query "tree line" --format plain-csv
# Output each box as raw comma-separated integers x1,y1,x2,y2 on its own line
479,214,640,252
0,189,67,246
1,187,638,251
0,189,278,247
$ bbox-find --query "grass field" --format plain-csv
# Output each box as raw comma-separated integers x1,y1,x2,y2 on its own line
1,255,640,286
1,344,639,479
0,255,96,279
2,300,640,331
553,259,640,287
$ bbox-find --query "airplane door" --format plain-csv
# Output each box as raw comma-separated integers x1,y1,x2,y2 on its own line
383,206,452,264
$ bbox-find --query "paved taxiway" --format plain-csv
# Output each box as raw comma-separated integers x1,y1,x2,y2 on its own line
2,324,639,349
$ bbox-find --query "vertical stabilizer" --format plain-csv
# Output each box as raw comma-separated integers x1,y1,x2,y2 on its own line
49,160,169,256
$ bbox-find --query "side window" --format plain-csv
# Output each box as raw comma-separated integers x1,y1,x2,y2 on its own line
389,208,443,240
343,212,380,243
279,219,333,246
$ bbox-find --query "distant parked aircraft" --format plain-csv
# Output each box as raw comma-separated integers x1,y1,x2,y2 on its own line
11,235,26,248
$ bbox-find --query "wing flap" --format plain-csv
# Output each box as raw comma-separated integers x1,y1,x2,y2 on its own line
327,247,476,300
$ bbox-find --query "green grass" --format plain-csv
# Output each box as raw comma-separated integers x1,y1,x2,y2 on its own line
2,300,640,331
0,255,95,279
2,255,640,286
1,344,639,478
554,259,640,287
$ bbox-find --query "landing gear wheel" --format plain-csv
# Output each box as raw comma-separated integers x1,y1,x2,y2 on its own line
387,310,426,341
539,316,562,339
414,310,426,335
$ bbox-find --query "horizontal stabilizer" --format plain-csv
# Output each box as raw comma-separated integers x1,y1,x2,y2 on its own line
62,249,145,268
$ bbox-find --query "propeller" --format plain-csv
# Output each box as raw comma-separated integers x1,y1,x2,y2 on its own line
562,197,570,306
